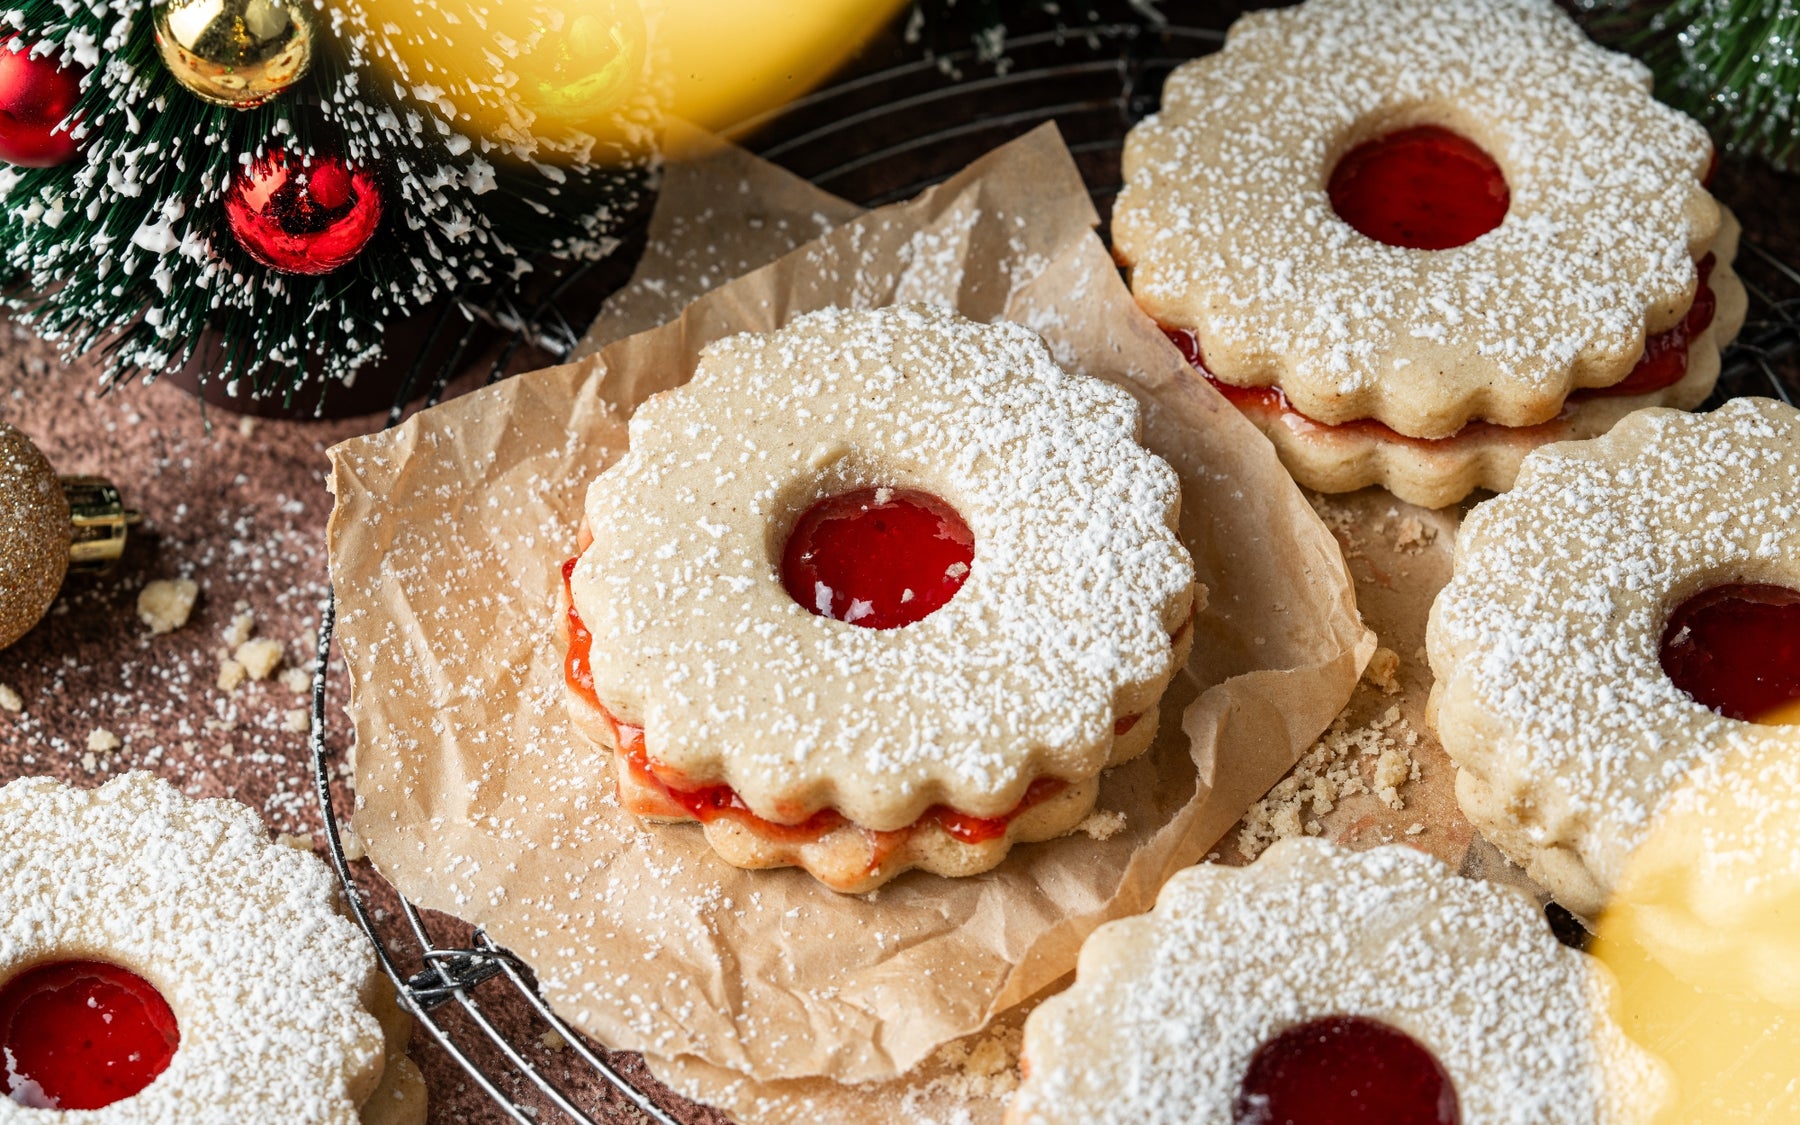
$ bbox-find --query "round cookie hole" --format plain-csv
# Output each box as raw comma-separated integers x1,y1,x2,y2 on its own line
1232,1015,1460,1125
1328,125,1510,250
1660,583,1800,724
780,487,974,629
0,960,180,1109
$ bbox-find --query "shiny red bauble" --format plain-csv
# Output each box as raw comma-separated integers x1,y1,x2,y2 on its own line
0,960,180,1109
781,488,975,630
224,149,383,275
0,37,83,167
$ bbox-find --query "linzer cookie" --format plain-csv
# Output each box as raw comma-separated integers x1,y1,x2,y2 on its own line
1007,840,1668,1125
1427,399,1800,919
561,304,1200,893
0,772,402,1123
1117,0,1746,507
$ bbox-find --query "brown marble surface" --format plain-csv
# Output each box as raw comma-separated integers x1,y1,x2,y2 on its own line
2,6,1797,1121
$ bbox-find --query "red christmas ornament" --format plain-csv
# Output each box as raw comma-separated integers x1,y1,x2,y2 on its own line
224,149,382,275
0,37,83,168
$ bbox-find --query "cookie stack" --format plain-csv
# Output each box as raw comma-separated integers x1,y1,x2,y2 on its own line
1115,0,1747,507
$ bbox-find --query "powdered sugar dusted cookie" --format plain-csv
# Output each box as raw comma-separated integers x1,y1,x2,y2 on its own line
563,304,1199,893
0,772,390,1123
1009,840,1667,1125
1120,0,1739,505
1427,399,1800,919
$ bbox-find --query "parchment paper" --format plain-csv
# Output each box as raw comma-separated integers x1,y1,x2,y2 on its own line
326,124,1372,1096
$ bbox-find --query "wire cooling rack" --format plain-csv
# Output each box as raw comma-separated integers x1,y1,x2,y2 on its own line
310,12,1800,1125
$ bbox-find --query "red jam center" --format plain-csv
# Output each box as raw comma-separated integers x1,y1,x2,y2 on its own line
1233,1016,1460,1125
1328,126,1509,250
0,961,179,1110
1660,584,1800,723
781,488,974,629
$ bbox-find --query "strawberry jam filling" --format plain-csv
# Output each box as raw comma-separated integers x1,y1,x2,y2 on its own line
1328,125,1510,250
1162,254,1716,447
612,711,1069,850
559,557,1186,862
781,487,975,629
1660,583,1800,724
1233,1015,1460,1125
0,960,179,1110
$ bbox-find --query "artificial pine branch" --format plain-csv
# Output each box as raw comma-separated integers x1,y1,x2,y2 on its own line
1577,0,1800,172
0,0,650,406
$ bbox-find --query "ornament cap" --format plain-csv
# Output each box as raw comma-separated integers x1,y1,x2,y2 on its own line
154,0,313,109
59,476,138,573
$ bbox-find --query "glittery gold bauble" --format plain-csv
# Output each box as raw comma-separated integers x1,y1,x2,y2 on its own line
0,420,71,650
153,0,313,109
347,0,906,162
351,0,648,160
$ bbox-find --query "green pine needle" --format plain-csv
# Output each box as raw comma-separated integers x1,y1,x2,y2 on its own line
1580,0,1800,171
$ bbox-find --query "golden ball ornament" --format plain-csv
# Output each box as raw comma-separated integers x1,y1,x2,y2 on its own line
153,0,313,109
0,420,71,651
348,0,648,160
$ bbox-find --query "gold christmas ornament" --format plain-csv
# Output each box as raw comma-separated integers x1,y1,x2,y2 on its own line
153,0,313,109
345,0,906,163
0,421,137,651
0,421,69,650
349,0,650,161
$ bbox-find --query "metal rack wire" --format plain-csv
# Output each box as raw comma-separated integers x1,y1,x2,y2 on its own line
309,15,1800,1125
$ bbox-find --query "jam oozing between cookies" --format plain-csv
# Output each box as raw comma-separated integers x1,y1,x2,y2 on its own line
1660,583,1800,723
1328,126,1509,250
561,561,1072,854
0,960,180,1110
614,711,1069,857
559,544,1191,873
1161,253,1717,446
781,488,974,629
1233,1015,1460,1125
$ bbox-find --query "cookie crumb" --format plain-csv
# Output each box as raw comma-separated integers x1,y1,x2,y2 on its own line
539,1030,567,1052
137,578,200,635
1373,747,1410,808
925,1024,1024,1101
1364,646,1402,694
1237,706,1418,858
279,666,313,695
1392,515,1437,554
276,833,315,852
0,683,21,713
222,608,257,650
87,728,121,754
282,708,311,734
217,658,248,693
1077,809,1127,840
235,637,284,681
